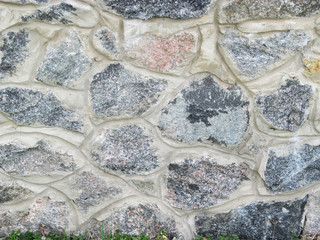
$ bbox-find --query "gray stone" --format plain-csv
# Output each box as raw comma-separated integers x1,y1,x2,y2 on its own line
219,0,320,23
166,157,250,209
1,0,49,4
0,87,83,132
256,80,312,131
158,75,249,146
36,31,91,87
0,183,33,203
93,27,120,59
219,29,312,79
0,140,76,175
100,0,213,19
303,192,320,237
195,197,308,240
90,63,166,118
0,30,29,79
91,125,159,175
265,144,320,193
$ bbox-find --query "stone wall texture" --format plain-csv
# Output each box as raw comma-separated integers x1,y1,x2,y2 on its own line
0,1,320,240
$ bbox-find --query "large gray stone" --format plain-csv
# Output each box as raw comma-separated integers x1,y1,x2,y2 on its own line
195,197,308,240
0,87,83,132
0,182,33,203
158,75,249,146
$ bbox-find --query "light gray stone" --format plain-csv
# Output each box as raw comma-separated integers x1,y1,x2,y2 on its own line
303,191,320,237
0,182,33,203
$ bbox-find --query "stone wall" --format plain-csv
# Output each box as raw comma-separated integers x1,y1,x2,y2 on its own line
0,1,320,239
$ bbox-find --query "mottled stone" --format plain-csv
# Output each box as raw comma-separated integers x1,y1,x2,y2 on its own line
90,63,166,118
0,30,29,79
219,29,312,80
158,75,249,146
303,192,320,237
265,144,320,193
1,0,49,4
100,0,213,19
0,182,33,203
303,57,320,75
0,140,76,175
0,87,83,132
195,197,308,240
36,31,91,87
219,0,320,23
166,157,249,209
91,125,159,175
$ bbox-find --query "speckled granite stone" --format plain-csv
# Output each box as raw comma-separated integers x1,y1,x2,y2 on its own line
158,75,249,146
90,63,166,118
0,182,33,203
256,80,312,131
265,144,320,193
0,87,83,132
93,27,120,60
92,125,158,175
303,192,320,237
195,197,308,240
0,141,76,175
166,156,250,209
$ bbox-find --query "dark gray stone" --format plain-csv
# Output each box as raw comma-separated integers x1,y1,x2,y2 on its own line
166,157,250,209
0,87,83,132
91,125,159,175
0,140,76,175
265,144,320,193
90,63,166,118
100,0,213,19
0,30,29,79
195,197,308,240
95,28,119,55
256,80,312,131
0,183,33,203
158,75,249,146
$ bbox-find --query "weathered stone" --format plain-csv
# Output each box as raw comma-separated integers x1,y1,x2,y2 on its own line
0,182,33,203
0,30,29,79
303,56,320,82
219,0,320,24
36,31,91,88
195,197,308,240
265,143,320,193
0,87,83,132
219,29,312,80
90,63,166,118
256,80,312,131
303,191,320,237
0,140,76,175
158,75,249,146
99,0,213,19
91,125,159,175
166,156,250,209
1,0,49,4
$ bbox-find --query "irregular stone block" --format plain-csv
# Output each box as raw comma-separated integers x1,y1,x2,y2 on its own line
0,87,83,132
195,197,308,240
219,29,312,80
0,30,29,79
158,75,249,146
0,182,33,203
219,0,320,24
99,0,213,19
1,0,49,4
303,191,320,237
90,63,166,118
265,143,320,193
91,125,159,175
36,31,92,88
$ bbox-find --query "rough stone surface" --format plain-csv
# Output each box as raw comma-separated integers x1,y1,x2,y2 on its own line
100,0,213,19
0,140,76,175
303,57,320,75
219,29,312,79
0,30,29,79
166,157,250,209
0,182,33,203
0,87,83,132
219,0,320,23
1,0,49,4
195,197,308,240
36,31,91,87
256,80,312,131
303,192,320,237
90,63,166,118
91,125,159,175
265,144,320,193
158,75,249,146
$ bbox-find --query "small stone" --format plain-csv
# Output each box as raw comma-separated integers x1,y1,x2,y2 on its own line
90,63,166,118
195,197,308,240
158,75,249,146
0,182,33,203
303,191,320,237
36,31,92,87
0,140,76,176
91,125,159,175
265,143,320,193
0,87,83,132
1,0,49,4
303,57,320,75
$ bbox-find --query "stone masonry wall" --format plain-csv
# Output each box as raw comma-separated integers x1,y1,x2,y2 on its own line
0,1,320,239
